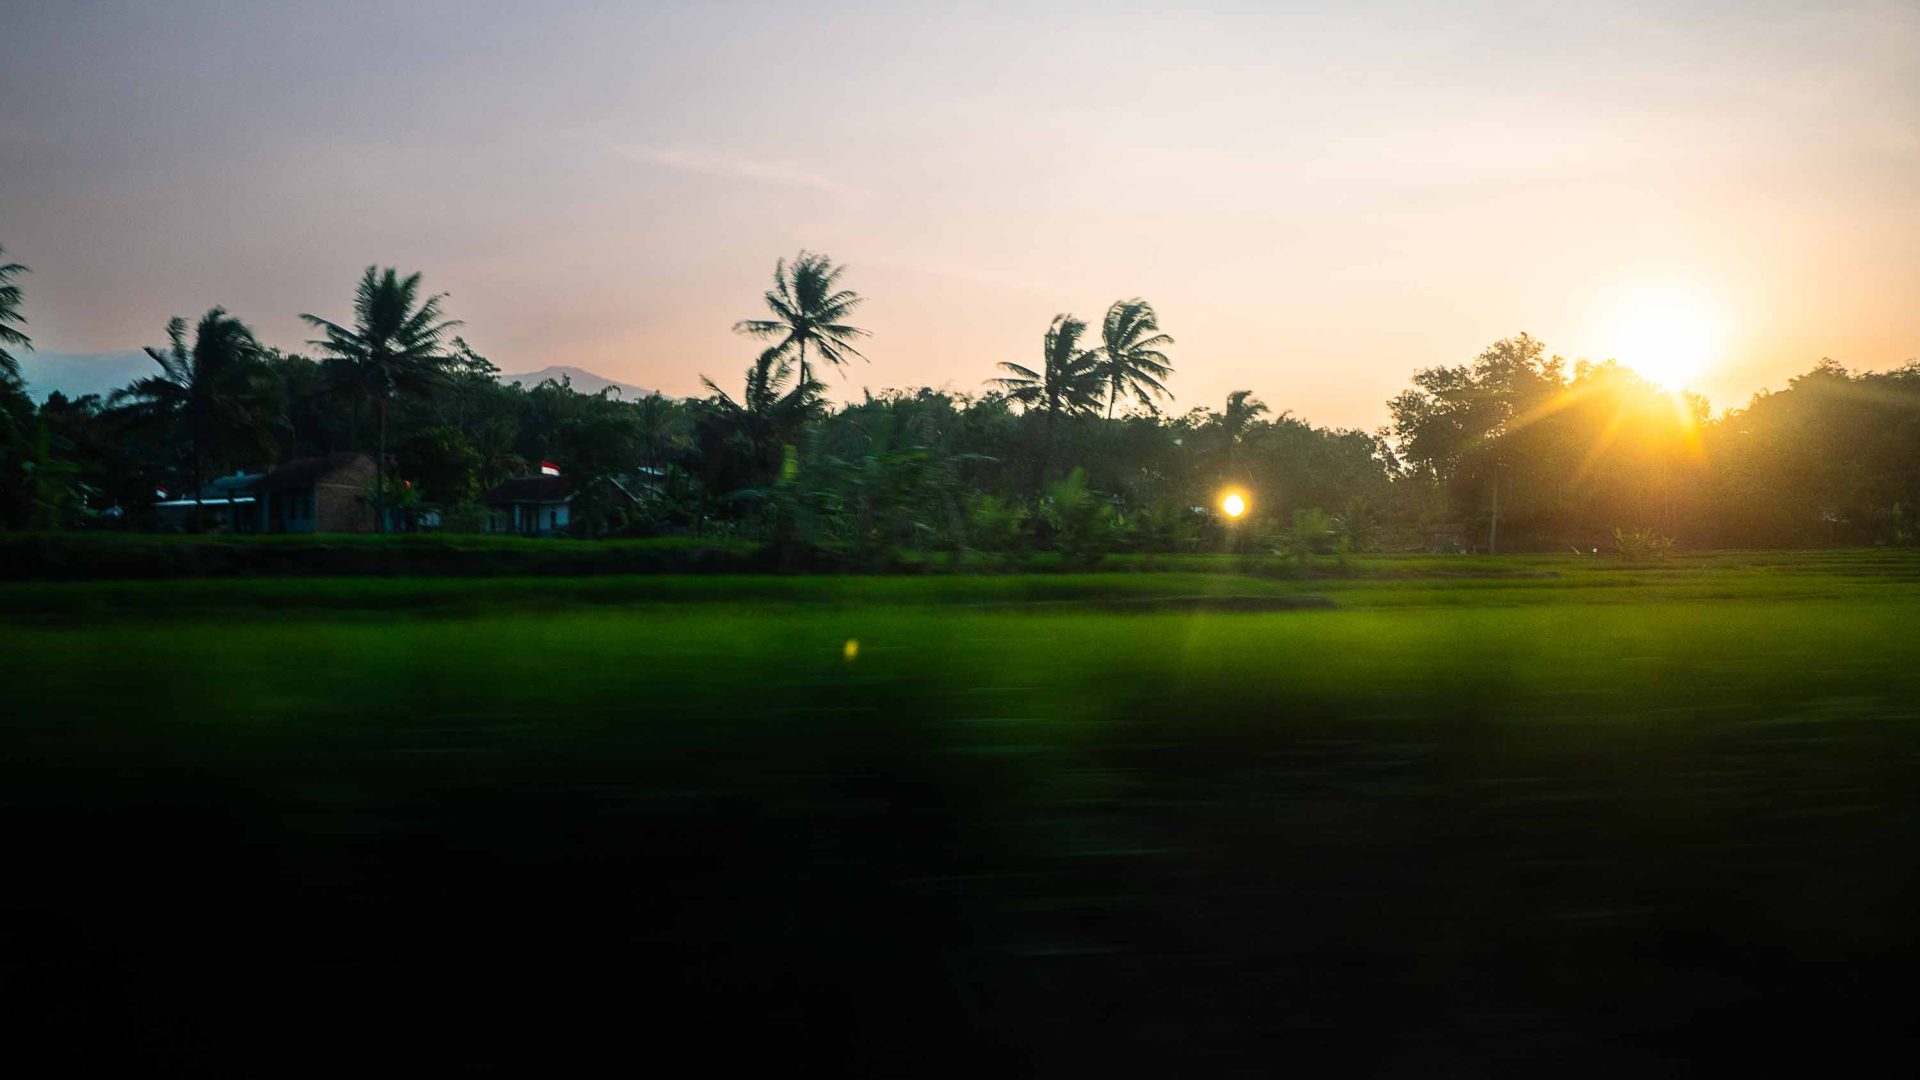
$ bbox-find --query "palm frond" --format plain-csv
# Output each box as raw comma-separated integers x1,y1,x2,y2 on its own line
1096,298,1177,414
733,251,870,376
733,319,787,338
0,242,29,377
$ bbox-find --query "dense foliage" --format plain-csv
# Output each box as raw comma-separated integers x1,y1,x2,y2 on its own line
2,246,1916,550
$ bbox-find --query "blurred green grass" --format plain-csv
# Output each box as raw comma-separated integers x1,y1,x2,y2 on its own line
4,547,1916,620
4,552,1919,1071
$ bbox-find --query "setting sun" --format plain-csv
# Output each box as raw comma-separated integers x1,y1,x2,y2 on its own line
1221,492,1247,519
1600,283,1728,391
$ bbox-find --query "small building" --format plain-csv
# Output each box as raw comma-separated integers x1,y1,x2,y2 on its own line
481,472,647,538
567,474,646,538
256,452,379,534
483,475,574,537
154,471,265,533
1423,522,1472,554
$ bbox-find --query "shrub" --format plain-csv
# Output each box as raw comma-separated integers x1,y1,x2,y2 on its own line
1124,502,1197,568
1334,496,1380,552
439,503,489,534
1611,526,1675,561
0,532,768,581
965,494,1028,565
1042,469,1118,566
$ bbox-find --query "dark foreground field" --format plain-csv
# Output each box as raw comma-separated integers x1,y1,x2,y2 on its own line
5,552,1919,1074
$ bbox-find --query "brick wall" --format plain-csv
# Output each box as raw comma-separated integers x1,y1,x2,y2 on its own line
314,457,378,533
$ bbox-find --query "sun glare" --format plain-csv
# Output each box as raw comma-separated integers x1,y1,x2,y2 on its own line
1599,282,1727,391
1221,492,1247,519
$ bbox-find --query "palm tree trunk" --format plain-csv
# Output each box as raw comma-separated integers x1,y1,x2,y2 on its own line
1033,403,1056,502
797,339,809,391
190,406,205,533
375,398,388,534
639,398,657,480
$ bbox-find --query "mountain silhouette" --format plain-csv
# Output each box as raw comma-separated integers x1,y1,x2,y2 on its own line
19,353,665,403
498,365,661,399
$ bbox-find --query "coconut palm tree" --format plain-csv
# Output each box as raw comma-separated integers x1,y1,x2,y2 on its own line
993,314,1102,485
699,348,822,488
302,267,461,532
1222,389,1268,478
0,245,29,387
109,308,277,528
732,251,868,389
1096,299,1175,418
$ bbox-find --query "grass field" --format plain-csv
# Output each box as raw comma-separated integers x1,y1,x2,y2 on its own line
5,551,1919,1072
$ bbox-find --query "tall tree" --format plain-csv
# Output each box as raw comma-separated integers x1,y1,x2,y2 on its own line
1222,389,1269,479
993,314,1102,486
698,349,821,491
302,267,461,532
1388,333,1565,553
732,251,869,389
110,308,277,528
634,391,688,481
1096,299,1175,418
0,245,29,387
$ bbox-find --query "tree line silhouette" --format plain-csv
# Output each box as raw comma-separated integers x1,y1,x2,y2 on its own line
2,244,1916,551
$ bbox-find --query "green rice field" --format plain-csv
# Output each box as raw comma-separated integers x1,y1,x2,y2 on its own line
4,550,1918,1072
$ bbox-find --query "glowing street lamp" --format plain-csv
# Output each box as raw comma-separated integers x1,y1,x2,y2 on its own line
1220,491,1248,519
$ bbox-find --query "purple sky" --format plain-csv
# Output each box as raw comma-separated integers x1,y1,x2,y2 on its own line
4,0,1916,426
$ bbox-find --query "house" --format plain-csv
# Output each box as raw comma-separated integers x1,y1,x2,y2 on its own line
482,473,644,537
483,474,574,537
567,474,646,538
255,452,379,533
154,471,265,533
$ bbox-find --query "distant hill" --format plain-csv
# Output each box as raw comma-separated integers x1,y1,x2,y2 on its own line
18,354,666,404
498,366,662,399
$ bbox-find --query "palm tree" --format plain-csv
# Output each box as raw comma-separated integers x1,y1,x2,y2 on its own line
1222,389,1268,478
699,348,822,487
732,251,868,389
302,267,461,532
993,314,1102,486
109,308,277,529
0,245,29,387
634,391,683,482
1096,299,1175,418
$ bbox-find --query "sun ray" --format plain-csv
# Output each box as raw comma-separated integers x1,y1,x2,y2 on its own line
1570,405,1631,486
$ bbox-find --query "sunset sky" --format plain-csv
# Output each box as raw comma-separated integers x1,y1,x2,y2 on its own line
4,0,1915,428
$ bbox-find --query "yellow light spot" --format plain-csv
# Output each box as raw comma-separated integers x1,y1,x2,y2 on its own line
1221,492,1247,519
1595,279,1728,392
843,638,859,662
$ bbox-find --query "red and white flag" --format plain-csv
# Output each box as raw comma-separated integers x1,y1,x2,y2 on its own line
539,461,560,476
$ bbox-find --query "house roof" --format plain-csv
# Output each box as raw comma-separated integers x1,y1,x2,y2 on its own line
585,474,643,503
257,452,374,492
156,496,256,508
482,475,575,506
207,471,265,494
153,472,267,504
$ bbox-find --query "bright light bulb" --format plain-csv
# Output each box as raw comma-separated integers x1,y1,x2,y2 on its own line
1222,493,1247,519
